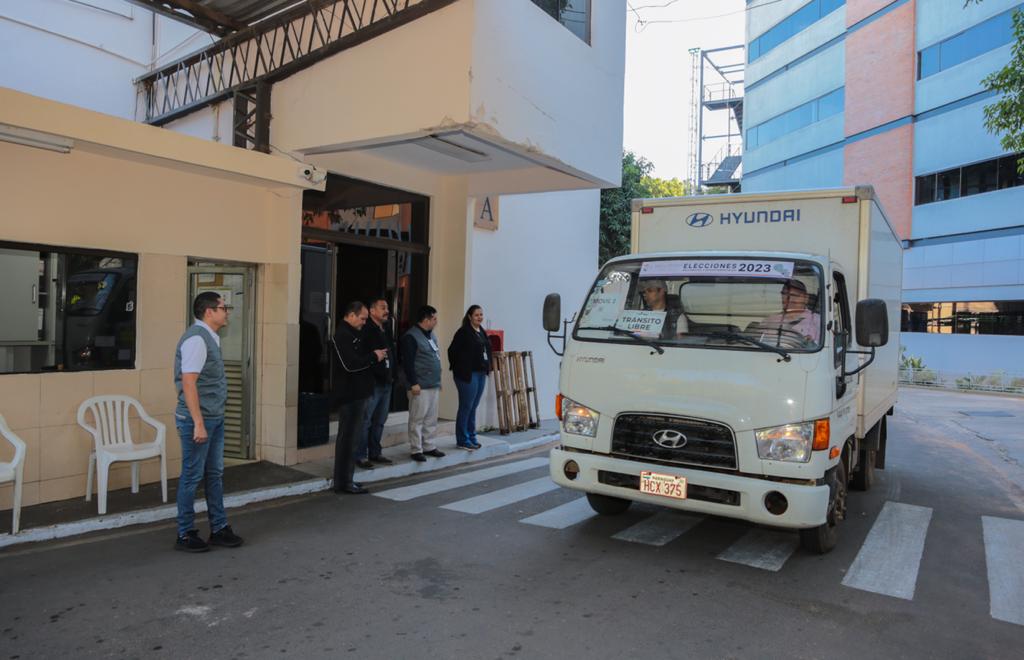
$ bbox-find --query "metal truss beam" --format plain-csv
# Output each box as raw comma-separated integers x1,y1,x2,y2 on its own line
125,1,244,37
233,81,272,153
136,0,457,126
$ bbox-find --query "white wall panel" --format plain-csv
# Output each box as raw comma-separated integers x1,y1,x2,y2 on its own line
468,189,598,421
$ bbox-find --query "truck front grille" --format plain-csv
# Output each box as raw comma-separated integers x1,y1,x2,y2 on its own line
611,413,737,470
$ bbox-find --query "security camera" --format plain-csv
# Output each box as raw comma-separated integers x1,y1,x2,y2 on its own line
301,165,327,184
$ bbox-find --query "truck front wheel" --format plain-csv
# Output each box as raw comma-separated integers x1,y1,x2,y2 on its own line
800,459,847,554
586,493,632,515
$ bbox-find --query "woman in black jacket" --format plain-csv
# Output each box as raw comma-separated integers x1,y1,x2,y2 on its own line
448,305,491,449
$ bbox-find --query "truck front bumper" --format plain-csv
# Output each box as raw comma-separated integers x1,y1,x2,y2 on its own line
550,447,830,529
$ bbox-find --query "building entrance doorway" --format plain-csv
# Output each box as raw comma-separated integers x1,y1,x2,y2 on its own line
297,175,429,448
187,262,256,459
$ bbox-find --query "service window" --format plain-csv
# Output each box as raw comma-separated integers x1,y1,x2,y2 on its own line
0,241,137,374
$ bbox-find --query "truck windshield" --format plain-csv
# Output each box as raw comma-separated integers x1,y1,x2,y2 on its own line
574,257,825,353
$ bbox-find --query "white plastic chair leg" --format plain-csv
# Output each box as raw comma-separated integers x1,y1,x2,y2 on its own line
11,464,22,535
160,451,168,504
85,453,95,502
131,462,140,494
97,457,112,516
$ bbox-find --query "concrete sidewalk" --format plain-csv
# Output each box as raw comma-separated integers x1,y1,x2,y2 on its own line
293,419,559,483
0,420,559,550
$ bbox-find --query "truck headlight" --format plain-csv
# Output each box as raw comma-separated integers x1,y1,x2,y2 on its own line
561,397,599,437
755,422,813,463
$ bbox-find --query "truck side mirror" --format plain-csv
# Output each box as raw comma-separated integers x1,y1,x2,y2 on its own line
543,293,562,332
855,299,888,347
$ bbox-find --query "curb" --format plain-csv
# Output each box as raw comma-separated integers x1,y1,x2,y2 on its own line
357,432,558,483
0,433,559,550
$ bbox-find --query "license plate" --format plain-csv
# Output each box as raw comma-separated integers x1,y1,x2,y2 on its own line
639,471,687,500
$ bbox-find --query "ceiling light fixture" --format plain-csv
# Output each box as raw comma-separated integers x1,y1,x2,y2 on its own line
0,124,74,154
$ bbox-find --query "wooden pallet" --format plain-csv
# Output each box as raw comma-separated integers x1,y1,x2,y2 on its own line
492,351,541,434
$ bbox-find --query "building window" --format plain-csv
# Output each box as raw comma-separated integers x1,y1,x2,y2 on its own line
902,301,1024,335
917,8,1016,79
915,152,1024,204
748,0,845,63
746,87,844,149
0,242,137,374
531,0,590,43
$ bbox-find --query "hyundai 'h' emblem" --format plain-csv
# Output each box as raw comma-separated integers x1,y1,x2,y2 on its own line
652,429,688,449
686,212,714,228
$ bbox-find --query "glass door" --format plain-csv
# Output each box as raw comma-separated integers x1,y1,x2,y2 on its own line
187,264,255,459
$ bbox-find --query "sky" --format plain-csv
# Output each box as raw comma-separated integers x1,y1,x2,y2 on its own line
623,0,747,182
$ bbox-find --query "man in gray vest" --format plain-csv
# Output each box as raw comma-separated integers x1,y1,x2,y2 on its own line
173,292,244,553
399,305,446,462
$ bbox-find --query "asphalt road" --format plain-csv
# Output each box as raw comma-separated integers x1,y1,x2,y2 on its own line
1,388,1022,659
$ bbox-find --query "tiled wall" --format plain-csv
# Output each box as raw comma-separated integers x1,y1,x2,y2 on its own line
0,254,299,511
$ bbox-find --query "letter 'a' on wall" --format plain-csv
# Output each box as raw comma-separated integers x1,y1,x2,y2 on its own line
474,195,500,231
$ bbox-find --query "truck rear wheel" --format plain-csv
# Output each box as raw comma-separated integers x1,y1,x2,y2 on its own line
586,493,632,515
850,448,875,491
800,459,847,554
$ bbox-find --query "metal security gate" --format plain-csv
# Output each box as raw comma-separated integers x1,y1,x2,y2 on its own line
187,264,255,459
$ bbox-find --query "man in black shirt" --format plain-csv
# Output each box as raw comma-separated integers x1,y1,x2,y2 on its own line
331,302,386,494
356,298,397,469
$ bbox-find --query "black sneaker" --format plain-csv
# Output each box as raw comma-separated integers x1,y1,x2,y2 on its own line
208,525,244,548
424,448,446,458
410,452,427,462
356,459,375,469
175,530,209,553
370,455,394,465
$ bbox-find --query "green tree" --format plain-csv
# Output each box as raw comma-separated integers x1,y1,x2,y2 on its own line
967,1,1024,173
599,151,654,265
641,175,689,198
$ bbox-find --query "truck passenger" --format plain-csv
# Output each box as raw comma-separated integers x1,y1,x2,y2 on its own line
638,278,689,338
751,279,821,346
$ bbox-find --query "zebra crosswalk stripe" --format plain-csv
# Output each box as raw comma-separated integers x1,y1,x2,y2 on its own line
520,497,597,529
441,476,559,514
841,501,932,600
373,457,550,501
982,516,1024,626
717,528,799,571
612,511,703,546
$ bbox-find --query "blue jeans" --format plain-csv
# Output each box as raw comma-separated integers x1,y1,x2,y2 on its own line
455,371,487,446
359,383,391,460
175,416,227,538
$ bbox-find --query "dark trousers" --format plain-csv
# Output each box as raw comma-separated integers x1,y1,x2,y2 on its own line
358,383,391,460
333,397,368,490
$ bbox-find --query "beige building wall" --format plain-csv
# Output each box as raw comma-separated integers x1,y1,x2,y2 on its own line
0,133,307,510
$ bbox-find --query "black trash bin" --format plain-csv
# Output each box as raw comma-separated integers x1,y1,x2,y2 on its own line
298,392,330,448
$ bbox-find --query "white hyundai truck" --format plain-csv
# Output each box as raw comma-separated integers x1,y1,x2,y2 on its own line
542,187,901,553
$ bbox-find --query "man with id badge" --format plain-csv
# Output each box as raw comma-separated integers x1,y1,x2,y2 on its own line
172,292,243,552
399,305,446,463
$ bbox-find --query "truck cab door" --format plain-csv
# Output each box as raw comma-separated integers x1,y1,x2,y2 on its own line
831,269,856,403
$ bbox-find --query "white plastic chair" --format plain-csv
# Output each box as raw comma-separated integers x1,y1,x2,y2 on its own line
78,395,167,516
0,414,27,535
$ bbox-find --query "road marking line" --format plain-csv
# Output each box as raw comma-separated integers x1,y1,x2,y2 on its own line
520,497,597,529
841,501,932,600
373,457,550,501
717,528,798,571
982,516,1024,626
612,511,703,546
440,477,559,514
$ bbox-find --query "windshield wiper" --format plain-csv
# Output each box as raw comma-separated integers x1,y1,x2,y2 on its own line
577,325,665,355
692,330,791,362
